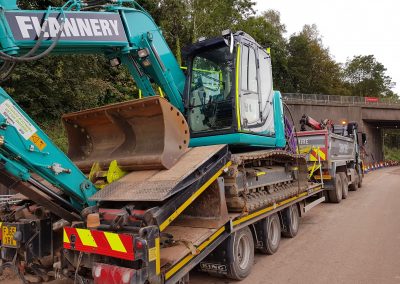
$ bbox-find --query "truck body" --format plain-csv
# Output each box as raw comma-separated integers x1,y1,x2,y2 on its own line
297,123,365,203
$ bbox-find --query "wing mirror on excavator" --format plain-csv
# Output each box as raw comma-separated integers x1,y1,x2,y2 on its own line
222,29,234,54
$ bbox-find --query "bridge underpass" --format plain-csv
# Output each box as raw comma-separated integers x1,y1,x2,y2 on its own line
283,94,400,163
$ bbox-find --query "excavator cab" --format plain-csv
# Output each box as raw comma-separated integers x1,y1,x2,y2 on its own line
184,31,286,148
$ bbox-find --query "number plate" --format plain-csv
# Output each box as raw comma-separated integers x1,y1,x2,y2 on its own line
2,226,17,247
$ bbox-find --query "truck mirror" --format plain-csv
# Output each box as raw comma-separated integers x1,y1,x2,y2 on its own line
362,133,367,145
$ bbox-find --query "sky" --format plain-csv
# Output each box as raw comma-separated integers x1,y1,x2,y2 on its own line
255,0,400,94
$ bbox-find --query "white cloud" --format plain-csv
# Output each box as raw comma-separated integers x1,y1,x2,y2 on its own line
255,0,400,94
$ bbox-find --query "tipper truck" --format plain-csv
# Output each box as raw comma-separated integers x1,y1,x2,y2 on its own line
298,115,366,203
0,1,327,283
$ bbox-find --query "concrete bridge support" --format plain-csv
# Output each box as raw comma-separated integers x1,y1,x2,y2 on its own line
363,123,383,163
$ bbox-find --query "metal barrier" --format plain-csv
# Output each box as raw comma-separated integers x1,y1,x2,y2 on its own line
283,93,400,106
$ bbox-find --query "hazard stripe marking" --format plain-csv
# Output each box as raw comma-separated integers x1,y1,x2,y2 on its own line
63,229,70,244
104,232,127,253
63,227,134,261
76,228,97,247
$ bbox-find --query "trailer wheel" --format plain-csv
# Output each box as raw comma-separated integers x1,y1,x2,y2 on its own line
328,174,343,203
176,273,190,284
281,204,300,238
258,213,281,255
227,226,254,280
339,173,349,199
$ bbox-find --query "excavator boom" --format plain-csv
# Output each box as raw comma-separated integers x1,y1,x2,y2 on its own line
0,1,188,209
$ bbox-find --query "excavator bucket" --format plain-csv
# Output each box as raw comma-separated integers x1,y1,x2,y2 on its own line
62,97,190,172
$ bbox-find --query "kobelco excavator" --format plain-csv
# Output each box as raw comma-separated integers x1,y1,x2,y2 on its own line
0,1,322,283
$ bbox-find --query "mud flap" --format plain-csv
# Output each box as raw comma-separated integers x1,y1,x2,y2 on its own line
63,97,190,172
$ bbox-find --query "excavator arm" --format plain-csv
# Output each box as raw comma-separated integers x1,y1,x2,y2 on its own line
0,0,188,211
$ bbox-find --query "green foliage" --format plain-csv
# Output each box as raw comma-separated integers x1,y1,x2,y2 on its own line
236,10,290,91
384,146,400,161
3,0,398,133
3,55,135,122
383,130,400,161
286,25,349,95
40,120,69,153
344,55,397,97
185,0,255,42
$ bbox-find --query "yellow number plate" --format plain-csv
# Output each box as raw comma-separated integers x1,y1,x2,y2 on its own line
2,226,17,247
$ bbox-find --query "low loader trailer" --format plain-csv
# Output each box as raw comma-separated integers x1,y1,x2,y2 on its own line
61,145,323,284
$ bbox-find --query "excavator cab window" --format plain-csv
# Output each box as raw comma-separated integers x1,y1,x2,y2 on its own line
239,44,275,135
187,45,234,133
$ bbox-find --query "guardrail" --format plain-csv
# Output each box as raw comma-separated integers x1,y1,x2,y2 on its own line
282,93,400,106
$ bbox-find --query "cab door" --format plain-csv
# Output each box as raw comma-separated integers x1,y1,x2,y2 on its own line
239,44,260,131
239,44,275,135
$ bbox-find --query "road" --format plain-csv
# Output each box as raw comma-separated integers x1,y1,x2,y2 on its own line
191,166,400,284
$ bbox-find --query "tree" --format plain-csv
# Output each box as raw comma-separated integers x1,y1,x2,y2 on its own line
185,0,255,42
236,10,290,91
287,24,349,95
344,55,397,97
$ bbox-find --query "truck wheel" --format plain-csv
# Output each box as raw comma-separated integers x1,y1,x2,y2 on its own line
259,213,281,255
227,226,254,280
339,173,349,199
281,204,300,238
328,174,343,203
358,172,363,188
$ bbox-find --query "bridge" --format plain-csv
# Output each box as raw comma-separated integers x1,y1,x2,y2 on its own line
283,93,400,163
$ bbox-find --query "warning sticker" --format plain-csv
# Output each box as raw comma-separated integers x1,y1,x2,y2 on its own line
29,133,47,151
0,99,37,140
148,247,157,262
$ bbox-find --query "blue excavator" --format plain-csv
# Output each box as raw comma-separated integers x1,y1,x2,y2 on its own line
0,1,311,283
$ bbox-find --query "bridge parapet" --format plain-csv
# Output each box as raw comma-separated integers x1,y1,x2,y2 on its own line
283,93,400,108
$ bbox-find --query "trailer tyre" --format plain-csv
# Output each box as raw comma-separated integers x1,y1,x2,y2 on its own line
339,173,349,199
328,174,343,203
227,226,254,280
259,213,281,255
281,204,300,238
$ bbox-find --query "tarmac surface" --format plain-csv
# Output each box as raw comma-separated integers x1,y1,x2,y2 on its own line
191,166,400,284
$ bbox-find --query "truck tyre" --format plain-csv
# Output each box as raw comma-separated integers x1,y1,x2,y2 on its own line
339,172,349,199
281,204,300,238
358,171,363,188
328,174,343,203
350,169,362,191
259,213,281,255
227,226,254,280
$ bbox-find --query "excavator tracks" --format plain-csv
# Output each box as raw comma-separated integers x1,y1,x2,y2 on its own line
223,150,309,212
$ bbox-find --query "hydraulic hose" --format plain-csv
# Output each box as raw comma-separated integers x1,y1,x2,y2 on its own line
0,22,65,62
0,8,65,63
